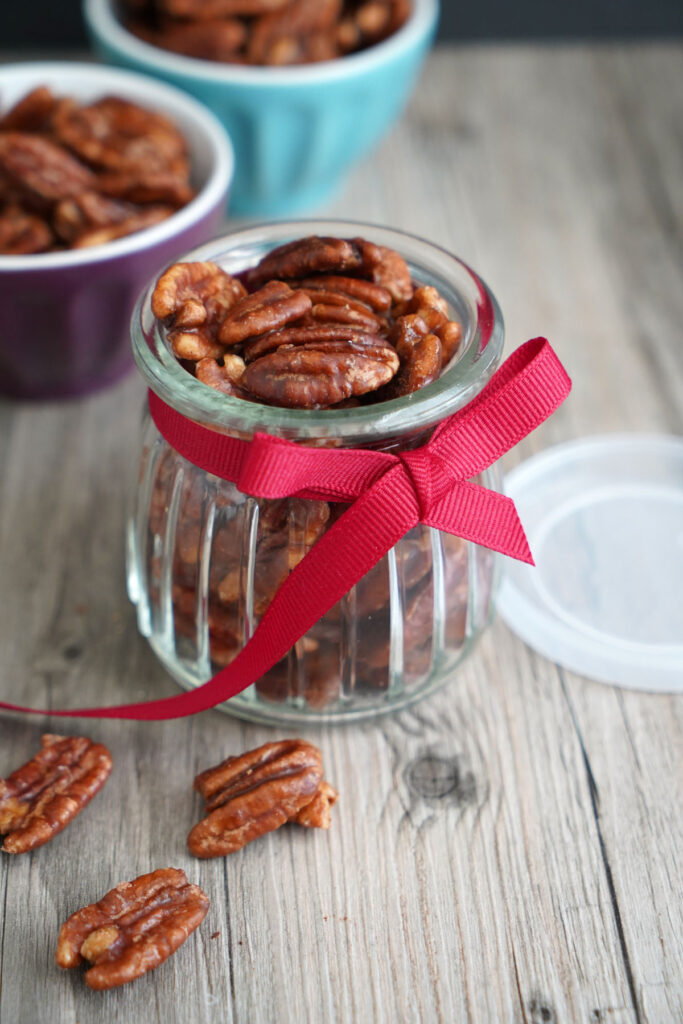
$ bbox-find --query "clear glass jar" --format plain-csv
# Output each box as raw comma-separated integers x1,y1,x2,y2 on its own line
128,221,504,724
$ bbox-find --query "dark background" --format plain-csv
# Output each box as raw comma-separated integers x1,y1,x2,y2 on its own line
1,0,682,49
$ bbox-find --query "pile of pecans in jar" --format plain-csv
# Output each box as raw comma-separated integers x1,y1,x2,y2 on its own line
123,0,411,66
147,234,471,709
152,234,462,408
0,86,194,255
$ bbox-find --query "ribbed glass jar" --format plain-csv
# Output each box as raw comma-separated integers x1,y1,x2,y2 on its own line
128,221,504,724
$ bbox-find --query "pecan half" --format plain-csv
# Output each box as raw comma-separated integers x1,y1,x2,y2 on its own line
54,97,189,177
169,327,224,361
152,261,247,328
132,17,247,61
295,275,392,311
53,190,132,244
160,0,290,16
407,285,462,366
0,86,61,133
195,354,248,396
382,313,442,397
0,133,96,210
0,203,52,254
0,734,112,854
243,235,364,289
359,239,413,303
188,739,336,857
55,867,209,990
243,323,378,362
96,169,194,208
72,206,174,248
218,280,312,345
241,337,399,408
248,0,342,64
301,287,387,332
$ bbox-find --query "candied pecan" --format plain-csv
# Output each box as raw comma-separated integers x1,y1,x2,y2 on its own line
218,280,312,345
0,203,52,254
381,313,442,397
55,867,209,990
359,239,413,303
303,30,340,62
407,285,462,366
243,235,364,289
0,734,112,854
241,337,399,408
96,169,194,208
295,275,392,311
248,0,342,63
73,206,173,247
188,739,335,857
160,0,290,17
0,133,96,210
292,780,338,828
298,286,387,332
52,190,138,244
195,354,248,396
133,18,247,61
169,328,224,361
243,322,379,362
152,261,247,328
54,97,188,177
0,86,61,132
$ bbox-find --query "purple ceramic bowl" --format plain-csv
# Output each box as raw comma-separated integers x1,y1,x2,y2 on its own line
0,62,234,400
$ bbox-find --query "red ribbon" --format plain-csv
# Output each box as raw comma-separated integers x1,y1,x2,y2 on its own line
0,338,570,721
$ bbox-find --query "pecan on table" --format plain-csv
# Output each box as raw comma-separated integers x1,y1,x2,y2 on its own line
56,868,209,990
187,739,337,857
0,734,112,854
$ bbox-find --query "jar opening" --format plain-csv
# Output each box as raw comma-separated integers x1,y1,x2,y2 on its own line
131,220,505,443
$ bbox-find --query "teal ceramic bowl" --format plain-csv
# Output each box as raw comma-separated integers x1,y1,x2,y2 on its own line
83,0,439,216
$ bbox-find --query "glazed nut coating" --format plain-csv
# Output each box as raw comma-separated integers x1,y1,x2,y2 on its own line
188,739,337,857
0,734,112,854
56,868,210,990
0,86,194,254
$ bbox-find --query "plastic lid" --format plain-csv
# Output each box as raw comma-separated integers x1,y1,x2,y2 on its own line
497,434,683,692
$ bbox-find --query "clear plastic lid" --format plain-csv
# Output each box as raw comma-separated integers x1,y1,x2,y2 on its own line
497,434,683,692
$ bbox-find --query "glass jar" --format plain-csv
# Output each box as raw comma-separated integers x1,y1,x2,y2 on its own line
128,221,504,724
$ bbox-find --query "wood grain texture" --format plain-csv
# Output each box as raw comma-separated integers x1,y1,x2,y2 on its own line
1,44,681,1023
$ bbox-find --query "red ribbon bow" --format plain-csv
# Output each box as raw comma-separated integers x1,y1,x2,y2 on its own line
0,338,570,721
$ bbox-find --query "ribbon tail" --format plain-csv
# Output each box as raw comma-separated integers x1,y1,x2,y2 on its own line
0,466,418,721
424,480,533,564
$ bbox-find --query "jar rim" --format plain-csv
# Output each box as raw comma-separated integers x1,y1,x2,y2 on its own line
131,219,505,442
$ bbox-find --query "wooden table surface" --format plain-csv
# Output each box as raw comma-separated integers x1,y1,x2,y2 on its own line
1,43,682,1024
